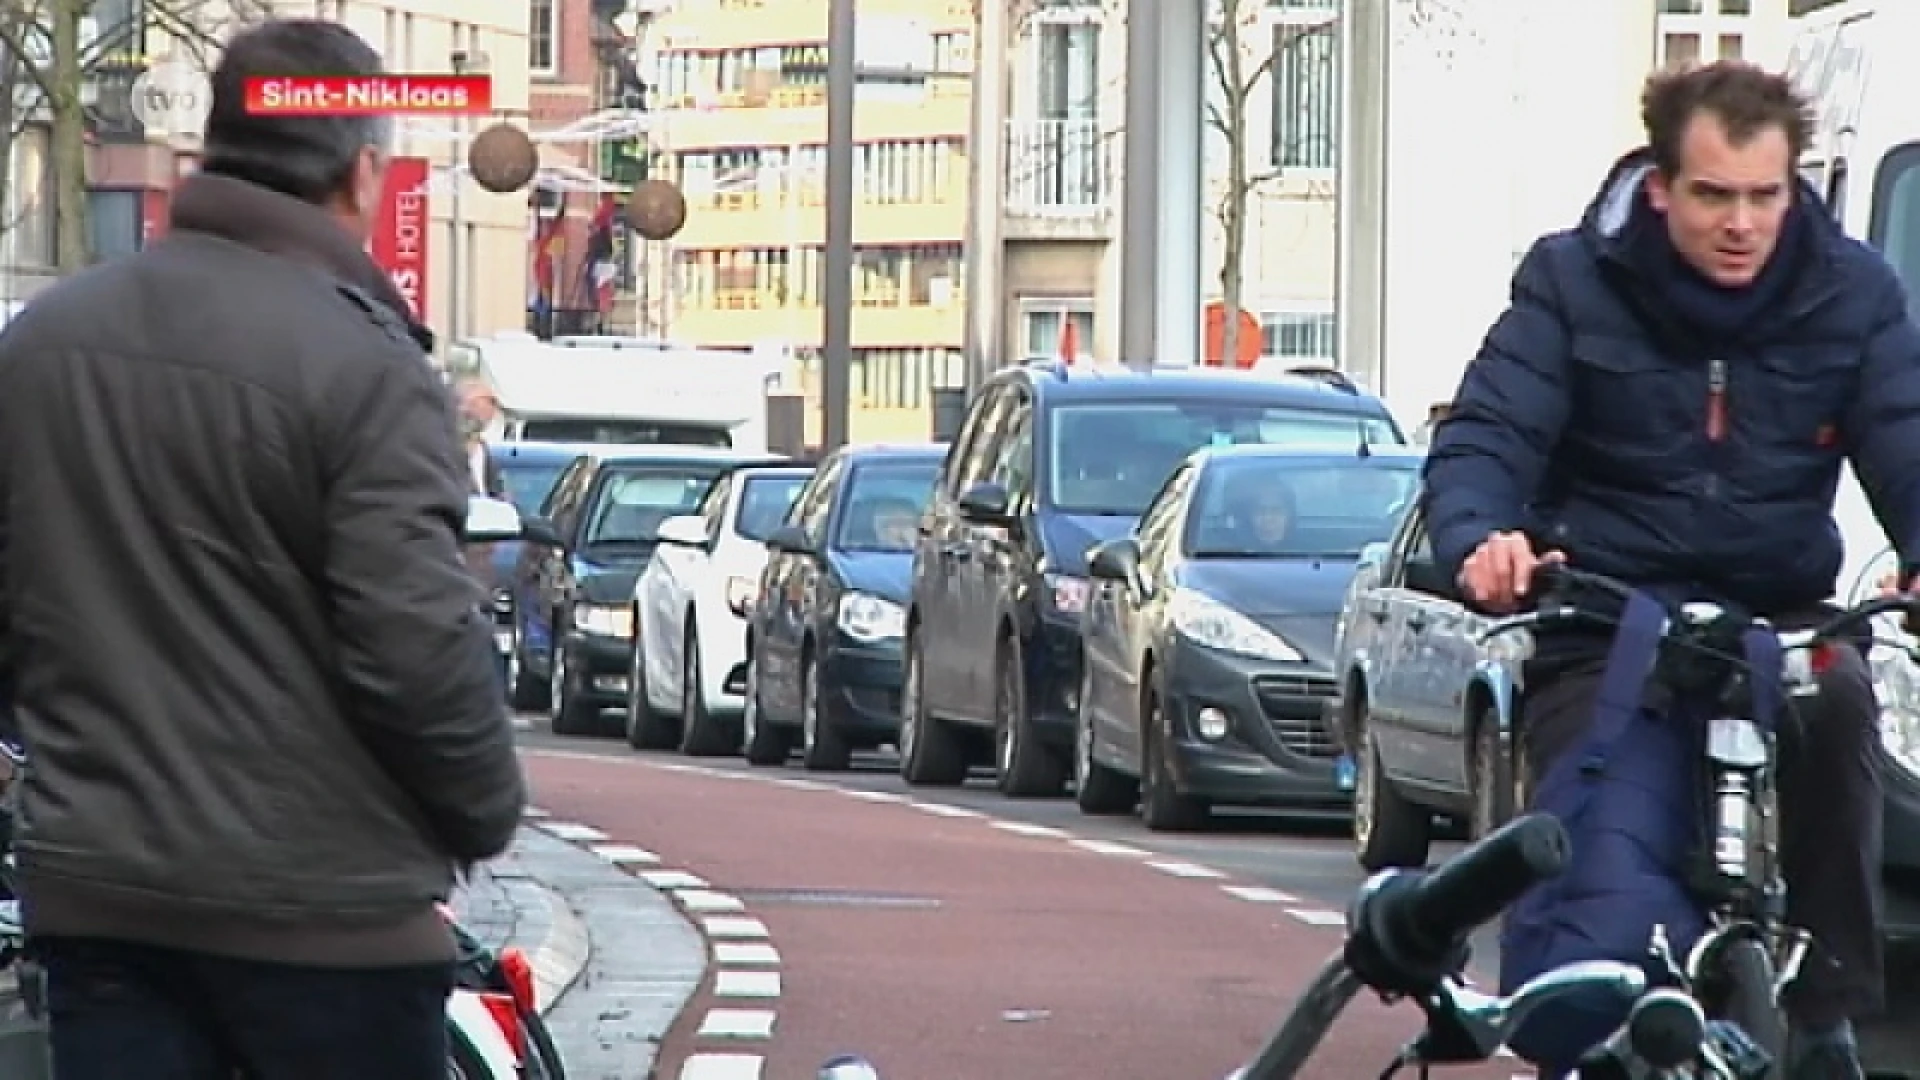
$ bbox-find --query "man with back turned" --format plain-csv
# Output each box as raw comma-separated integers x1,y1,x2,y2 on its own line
0,20,524,1078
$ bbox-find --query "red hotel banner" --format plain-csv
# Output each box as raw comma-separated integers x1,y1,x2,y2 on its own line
370,156,430,323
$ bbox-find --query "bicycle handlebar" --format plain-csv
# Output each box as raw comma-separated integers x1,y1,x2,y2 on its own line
1475,563,1920,651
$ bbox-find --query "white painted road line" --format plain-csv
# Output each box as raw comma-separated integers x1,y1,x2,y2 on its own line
675,890,748,913
771,777,831,792
522,806,550,819
713,969,782,998
679,1053,764,1080
712,942,781,966
589,843,659,865
1068,838,1150,858
911,802,983,818
990,821,1070,839
843,788,906,803
1145,859,1226,879
1220,885,1300,905
702,915,771,939
537,821,607,843
640,869,709,890
698,1008,777,1039
1286,908,1347,927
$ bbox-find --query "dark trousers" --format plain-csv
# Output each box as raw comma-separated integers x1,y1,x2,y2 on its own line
1520,635,1885,1029
31,936,453,1080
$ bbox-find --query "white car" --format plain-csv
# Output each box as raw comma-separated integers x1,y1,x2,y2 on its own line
628,464,813,753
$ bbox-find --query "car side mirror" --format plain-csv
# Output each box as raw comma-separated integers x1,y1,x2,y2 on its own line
464,496,523,543
1087,537,1146,598
519,515,562,548
956,481,1013,526
1402,554,1455,598
655,514,710,548
767,524,815,555
1358,541,1388,569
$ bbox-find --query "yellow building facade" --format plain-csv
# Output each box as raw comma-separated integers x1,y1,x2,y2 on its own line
645,0,973,444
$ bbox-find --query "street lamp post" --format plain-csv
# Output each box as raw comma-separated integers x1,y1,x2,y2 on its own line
822,0,857,452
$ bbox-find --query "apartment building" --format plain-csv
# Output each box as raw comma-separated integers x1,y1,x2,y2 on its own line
643,0,973,443
1656,0,1796,66
0,0,532,344
966,0,1341,376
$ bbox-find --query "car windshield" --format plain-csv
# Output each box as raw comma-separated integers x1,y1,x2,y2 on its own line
520,419,733,446
833,461,940,553
1870,143,1920,317
735,475,809,542
498,461,569,516
1185,456,1421,558
1046,401,1403,516
582,466,727,547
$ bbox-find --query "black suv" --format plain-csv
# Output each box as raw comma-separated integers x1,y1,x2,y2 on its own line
898,362,1407,797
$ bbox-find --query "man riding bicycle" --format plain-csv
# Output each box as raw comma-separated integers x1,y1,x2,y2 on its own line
1423,62,1920,1080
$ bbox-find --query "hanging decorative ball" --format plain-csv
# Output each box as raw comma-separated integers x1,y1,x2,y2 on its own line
624,178,688,241
467,122,538,193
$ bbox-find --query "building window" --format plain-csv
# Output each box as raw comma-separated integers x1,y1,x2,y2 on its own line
853,348,963,409
1261,310,1336,361
1717,34,1742,60
673,244,958,311
1718,0,1750,14
1020,299,1095,363
529,0,556,75
3,126,54,271
1271,15,1337,170
1662,33,1701,68
1658,0,1704,13
86,189,141,263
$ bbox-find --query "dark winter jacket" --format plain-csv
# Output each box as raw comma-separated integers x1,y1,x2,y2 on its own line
0,172,525,966
1424,149,1920,613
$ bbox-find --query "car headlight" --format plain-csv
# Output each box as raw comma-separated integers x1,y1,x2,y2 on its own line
1168,587,1301,662
574,602,633,639
726,576,756,617
1045,572,1090,616
838,592,905,643
1871,642,1920,776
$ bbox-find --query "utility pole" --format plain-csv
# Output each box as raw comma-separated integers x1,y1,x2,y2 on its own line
820,0,856,452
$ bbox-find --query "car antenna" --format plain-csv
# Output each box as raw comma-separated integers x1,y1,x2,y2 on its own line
1356,420,1373,458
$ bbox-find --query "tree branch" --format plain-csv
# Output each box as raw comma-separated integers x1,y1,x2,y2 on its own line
0,16,52,101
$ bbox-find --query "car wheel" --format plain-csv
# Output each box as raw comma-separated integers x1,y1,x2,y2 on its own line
1354,716,1432,870
623,630,677,750
1138,683,1207,832
898,631,967,786
1073,662,1138,815
507,619,547,712
548,641,596,737
1467,707,1515,840
741,647,793,766
799,647,853,772
993,634,1066,798
678,620,732,757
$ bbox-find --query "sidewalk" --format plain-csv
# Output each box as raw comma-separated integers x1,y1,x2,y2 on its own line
0,824,707,1080
456,823,709,1078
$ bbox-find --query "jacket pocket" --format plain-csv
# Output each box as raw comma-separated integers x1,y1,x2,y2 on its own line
1567,335,1694,457
1751,347,1857,451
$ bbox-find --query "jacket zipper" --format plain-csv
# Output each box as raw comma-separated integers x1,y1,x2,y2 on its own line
1705,358,1728,443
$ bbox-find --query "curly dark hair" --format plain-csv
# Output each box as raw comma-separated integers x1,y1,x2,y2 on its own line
1641,61,1813,175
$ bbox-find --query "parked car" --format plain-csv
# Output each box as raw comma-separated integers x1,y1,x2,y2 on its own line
628,463,814,754
899,360,1410,798
510,446,786,735
487,441,608,702
741,444,946,770
1076,444,1421,829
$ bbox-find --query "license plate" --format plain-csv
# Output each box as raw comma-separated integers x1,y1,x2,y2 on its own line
1334,753,1357,791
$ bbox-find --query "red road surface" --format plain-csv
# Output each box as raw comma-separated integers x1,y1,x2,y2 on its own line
525,750,1531,1080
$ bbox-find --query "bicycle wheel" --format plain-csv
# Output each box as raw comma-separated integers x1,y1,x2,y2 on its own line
523,1007,567,1080
1703,937,1787,1079
448,1023,497,1080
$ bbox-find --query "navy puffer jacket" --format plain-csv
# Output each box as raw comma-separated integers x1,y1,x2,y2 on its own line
1424,150,1920,612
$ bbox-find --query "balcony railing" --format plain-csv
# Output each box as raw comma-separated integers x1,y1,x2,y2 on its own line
1004,118,1111,216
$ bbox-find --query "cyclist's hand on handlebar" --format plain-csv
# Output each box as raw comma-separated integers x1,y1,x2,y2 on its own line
1459,531,1565,614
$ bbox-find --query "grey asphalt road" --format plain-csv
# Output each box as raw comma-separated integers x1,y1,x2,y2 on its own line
520,719,1920,1075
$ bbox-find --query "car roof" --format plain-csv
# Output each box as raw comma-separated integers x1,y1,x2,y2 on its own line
834,442,950,463
590,447,792,467
998,361,1393,415
487,439,636,463
732,464,816,478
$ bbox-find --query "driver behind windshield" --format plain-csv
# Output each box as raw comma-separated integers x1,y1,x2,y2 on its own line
1196,478,1297,556
848,497,919,551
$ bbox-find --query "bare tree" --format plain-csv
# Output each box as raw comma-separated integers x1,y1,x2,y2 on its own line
1205,0,1334,369
0,0,268,273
